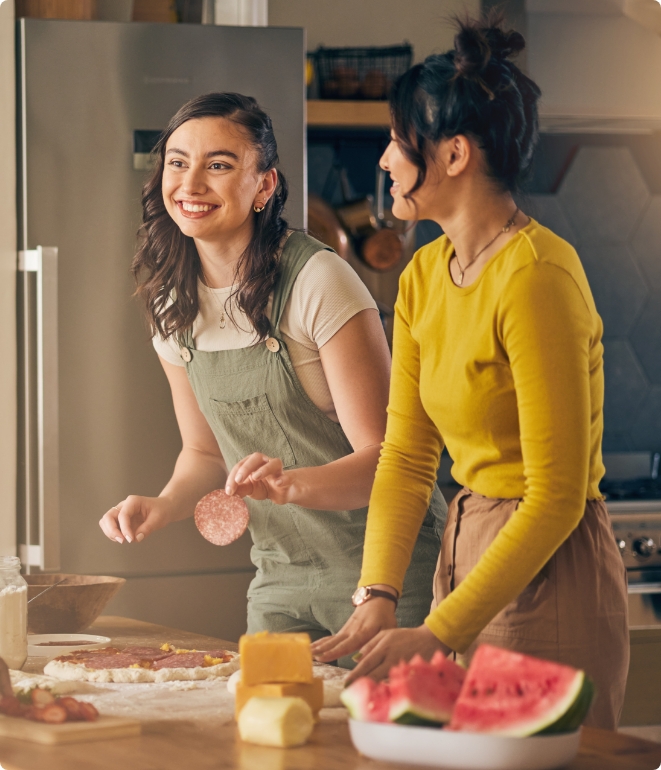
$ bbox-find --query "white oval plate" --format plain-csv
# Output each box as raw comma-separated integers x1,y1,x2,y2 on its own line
28,634,111,659
348,719,581,770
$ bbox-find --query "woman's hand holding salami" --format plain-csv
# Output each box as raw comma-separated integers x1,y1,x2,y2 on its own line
99,496,176,545
225,453,300,505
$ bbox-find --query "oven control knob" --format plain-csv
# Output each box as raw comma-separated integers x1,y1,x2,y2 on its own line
633,537,655,558
617,539,627,553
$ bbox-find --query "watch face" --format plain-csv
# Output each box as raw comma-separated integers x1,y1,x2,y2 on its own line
352,586,369,606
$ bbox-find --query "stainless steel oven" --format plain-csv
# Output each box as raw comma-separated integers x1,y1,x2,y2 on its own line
603,452,661,624
609,504,661,629
603,453,661,726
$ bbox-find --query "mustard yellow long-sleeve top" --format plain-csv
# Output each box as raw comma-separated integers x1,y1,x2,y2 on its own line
359,219,605,653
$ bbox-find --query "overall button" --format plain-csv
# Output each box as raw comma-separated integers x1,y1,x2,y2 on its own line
180,347,192,363
265,337,280,353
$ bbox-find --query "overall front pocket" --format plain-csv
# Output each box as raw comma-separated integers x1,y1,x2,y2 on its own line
209,393,296,469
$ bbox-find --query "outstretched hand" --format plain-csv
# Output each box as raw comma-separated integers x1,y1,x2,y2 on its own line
224,453,299,505
98,496,175,544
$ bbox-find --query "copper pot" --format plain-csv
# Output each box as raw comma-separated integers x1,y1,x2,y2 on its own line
307,194,352,261
357,168,409,272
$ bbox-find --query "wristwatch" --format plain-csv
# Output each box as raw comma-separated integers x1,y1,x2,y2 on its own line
352,585,398,608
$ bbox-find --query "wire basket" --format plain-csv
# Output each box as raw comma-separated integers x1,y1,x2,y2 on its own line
314,43,413,101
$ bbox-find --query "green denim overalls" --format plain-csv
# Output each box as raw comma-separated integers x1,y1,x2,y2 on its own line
180,232,446,659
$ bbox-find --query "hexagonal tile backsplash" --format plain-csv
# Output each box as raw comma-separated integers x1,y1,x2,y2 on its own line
578,242,647,337
557,147,649,242
631,196,661,290
533,146,661,452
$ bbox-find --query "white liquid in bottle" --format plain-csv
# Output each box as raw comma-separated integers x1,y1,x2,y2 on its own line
0,558,28,670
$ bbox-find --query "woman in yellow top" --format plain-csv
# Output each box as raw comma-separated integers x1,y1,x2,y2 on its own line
313,14,629,728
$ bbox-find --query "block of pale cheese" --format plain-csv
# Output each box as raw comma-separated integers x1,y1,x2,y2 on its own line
238,696,314,747
235,678,324,719
239,631,313,686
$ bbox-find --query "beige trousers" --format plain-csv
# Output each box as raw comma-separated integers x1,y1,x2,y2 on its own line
433,489,630,730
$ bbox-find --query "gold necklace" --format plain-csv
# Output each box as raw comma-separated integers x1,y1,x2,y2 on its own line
453,207,519,286
201,270,227,329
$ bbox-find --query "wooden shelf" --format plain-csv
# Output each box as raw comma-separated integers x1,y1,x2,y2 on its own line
307,100,390,129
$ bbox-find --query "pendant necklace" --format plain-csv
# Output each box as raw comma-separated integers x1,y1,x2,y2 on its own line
453,207,519,286
201,269,228,329
210,291,227,329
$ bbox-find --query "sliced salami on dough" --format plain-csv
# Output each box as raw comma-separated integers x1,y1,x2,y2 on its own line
153,653,201,669
67,647,121,658
121,646,171,661
194,489,250,545
71,653,142,670
152,651,232,669
44,645,240,683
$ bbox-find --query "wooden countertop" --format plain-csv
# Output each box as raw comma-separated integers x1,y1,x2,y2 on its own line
2,616,660,770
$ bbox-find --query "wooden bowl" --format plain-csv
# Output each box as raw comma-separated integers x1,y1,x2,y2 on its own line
26,574,125,634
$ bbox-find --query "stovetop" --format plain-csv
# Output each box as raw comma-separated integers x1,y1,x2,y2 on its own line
609,509,661,571
600,477,661,502
600,456,661,572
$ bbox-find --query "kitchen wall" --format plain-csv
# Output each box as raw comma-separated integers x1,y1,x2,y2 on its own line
0,0,17,557
269,0,479,62
526,6,661,129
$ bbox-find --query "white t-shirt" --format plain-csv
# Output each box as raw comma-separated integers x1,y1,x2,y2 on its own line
153,250,378,422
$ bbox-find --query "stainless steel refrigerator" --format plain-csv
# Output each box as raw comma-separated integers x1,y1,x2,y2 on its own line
16,18,305,641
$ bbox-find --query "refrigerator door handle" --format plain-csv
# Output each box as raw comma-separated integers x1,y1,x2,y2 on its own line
18,247,60,571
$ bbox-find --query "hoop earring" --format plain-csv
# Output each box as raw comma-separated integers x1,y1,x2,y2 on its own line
253,203,265,213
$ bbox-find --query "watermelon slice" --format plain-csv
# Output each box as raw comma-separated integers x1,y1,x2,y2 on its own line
388,652,466,726
340,677,391,722
449,645,594,736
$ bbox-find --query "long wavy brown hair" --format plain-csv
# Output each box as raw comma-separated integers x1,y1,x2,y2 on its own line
132,92,289,342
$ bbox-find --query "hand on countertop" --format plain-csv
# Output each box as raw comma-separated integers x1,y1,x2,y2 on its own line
342,624,452,685
311,598,398,666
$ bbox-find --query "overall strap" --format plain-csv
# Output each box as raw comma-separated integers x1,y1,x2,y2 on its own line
271,231,335,333
180,320,195,350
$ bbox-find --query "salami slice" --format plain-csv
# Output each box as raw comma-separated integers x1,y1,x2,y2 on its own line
151,650,231,669
194,489,249,546
67,647,121,658
205,650,232,660
151,653,207,670
121,646,171,661
58,653,142,670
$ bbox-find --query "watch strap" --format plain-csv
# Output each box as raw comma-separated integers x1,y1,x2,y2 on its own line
368,588,398,606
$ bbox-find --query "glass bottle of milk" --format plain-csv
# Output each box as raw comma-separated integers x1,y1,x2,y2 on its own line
0,557,28,669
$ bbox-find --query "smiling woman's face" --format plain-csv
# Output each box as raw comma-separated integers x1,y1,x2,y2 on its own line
162,116,265,241
379,132,451,222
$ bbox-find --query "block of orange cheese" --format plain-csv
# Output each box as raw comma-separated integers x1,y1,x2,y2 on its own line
239,632,313,686
235,679,324,719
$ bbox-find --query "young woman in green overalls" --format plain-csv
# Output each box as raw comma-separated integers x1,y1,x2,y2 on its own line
99,93,446,656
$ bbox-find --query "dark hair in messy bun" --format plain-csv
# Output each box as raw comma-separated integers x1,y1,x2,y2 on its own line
390,11,540,196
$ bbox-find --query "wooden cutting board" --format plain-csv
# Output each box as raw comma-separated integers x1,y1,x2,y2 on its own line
0,715,141,745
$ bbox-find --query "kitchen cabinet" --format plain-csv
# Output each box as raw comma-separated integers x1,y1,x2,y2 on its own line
5,616,661,770
621,628,661,726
